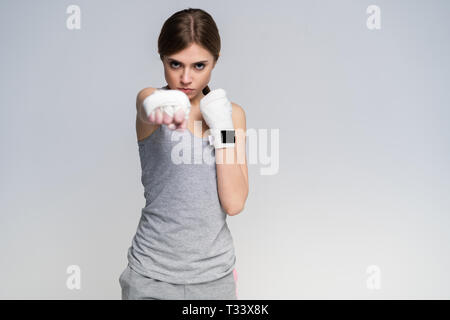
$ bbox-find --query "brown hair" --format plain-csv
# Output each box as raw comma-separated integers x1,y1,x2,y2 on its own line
157,8,221,95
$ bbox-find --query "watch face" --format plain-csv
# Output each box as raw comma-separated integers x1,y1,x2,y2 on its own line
221,130,236,143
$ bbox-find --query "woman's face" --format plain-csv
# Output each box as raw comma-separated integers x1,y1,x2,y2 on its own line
162,43,217,105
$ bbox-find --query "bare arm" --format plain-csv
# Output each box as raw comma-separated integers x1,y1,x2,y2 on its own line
135,87,158,141
215,103,249,216
136,87,157,123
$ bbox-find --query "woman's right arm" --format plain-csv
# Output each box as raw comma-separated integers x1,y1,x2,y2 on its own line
136,87,157,124
135,87,191,141
136,87,158,141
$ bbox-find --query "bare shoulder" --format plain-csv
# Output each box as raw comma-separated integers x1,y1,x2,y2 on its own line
136,87,160,142
136,87,157,108
231,102,246,129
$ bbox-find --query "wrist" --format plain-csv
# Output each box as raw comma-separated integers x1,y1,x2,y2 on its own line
208,128,236,149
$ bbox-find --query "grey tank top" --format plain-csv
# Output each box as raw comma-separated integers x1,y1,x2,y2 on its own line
127,87,236,285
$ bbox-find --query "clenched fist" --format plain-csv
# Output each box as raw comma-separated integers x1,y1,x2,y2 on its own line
142,89,191,130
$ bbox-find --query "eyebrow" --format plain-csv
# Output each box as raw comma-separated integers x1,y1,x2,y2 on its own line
167,58,209,65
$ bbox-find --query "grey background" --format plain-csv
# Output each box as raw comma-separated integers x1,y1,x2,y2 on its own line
1,0,449,299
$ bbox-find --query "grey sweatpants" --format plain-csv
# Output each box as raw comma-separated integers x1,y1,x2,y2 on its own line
119,264,239,300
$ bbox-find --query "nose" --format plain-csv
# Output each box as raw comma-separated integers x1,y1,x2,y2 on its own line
181,68,192,84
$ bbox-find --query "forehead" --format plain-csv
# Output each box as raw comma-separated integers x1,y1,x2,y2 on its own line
167,43,213,62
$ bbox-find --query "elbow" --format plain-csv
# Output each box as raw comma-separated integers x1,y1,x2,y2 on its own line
225,203,245,216
223,187,249,216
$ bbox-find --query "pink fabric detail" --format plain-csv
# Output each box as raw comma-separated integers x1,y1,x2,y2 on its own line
233,268,238,299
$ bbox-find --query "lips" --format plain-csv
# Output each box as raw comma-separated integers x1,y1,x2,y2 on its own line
178,88,193,93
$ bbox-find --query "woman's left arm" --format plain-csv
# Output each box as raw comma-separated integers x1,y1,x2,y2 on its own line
215,103,249,216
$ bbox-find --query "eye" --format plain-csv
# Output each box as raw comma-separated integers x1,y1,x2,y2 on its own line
195,63,205,70
169,62,205,70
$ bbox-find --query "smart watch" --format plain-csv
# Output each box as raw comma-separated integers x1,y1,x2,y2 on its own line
221,130,236,144
208,129,236,149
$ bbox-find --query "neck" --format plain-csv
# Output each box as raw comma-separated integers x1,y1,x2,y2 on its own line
189,91,205,109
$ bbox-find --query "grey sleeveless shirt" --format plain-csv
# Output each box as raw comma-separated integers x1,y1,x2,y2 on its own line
126,87,236,285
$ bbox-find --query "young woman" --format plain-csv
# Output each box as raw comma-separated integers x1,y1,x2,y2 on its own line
119,8,249,300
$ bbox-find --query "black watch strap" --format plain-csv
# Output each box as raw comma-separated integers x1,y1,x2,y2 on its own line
221,130,236,144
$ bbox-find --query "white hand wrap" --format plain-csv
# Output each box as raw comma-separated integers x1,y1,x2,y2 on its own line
142,89,191,121
199,88,235,149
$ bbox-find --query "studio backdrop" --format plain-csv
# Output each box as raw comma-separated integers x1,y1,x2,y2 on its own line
1,0,449,299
